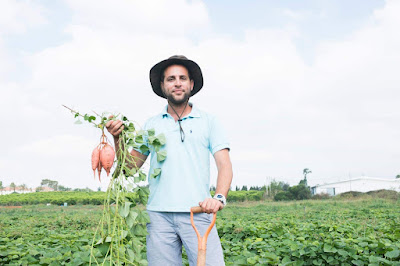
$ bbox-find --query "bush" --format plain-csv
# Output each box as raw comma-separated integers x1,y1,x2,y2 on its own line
274,191,293,201
366,189,399,200
289,184,312,200
312,193,331,200
246,191,263,201
338,191,364,199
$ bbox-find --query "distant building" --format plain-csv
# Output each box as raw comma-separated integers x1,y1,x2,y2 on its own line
311,177,400,196
35,186,55,192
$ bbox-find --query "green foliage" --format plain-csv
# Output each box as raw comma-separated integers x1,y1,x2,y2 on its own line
274,191,293,201
266,179,290,198
65,106,167,265
289,184,312,200
218,199,400,265
224,191,264,202
40,179,59,191
2,199,399,265
0,192,106,206
274,184,311,201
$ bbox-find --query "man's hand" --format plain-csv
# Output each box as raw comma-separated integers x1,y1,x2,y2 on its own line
199,198,224,214
105,116,124,139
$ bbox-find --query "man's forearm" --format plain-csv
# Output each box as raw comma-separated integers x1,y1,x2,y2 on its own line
214,149,233,198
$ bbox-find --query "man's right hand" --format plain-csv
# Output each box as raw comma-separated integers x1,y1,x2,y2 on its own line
105,116,124,139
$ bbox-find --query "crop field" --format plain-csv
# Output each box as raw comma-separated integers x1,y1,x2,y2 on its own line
1,197,400,265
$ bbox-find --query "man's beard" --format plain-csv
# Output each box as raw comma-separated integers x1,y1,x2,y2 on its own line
166,91,190,105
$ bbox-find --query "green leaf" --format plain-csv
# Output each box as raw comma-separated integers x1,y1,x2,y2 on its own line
96,243,110,256
139,145,149,154
119,202,132,218
126,211,138,228
127,249,135,261
132,224,147,236
148,135,156,145
74,120,82,124
135,134,144,144
385,249,400,259
152,143,161,152
128,122,135,131
122,116,128,121
156,150,167,162
139,171,146,182
147,128,155,136
74,113,79,118
150,168,161,179
88,116,96,122
338,249,348,257
134,175,140,183
156,133,166,145
84,114,89,121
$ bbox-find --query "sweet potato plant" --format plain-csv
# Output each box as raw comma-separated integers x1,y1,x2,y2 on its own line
64,105,167,265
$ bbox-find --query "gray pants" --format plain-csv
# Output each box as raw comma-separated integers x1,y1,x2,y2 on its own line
146,211,225,266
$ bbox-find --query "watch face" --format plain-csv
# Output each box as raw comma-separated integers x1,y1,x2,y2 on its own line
217,195,222,199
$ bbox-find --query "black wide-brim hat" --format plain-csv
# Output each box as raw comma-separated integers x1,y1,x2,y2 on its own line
150,55,203,98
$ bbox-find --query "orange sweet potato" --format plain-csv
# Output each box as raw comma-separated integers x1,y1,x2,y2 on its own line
100,143,115,176
91,146,100,179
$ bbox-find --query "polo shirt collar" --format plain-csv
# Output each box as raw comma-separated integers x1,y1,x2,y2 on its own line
161,102,201,119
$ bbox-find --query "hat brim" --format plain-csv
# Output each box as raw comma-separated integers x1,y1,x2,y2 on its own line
150,58,203,98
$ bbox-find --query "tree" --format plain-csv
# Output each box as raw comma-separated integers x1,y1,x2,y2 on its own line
289,184,312,200
20,184,27,192
241,185,248,191
41,179,59,191
235,185,240,191
209,185,216,191
58,185,72,191
10,182,16,192
396,174,400,179
266,180,290,197
0,181,3,190
302,168,312,186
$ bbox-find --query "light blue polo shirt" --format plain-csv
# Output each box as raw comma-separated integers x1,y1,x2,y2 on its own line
139,103,230,212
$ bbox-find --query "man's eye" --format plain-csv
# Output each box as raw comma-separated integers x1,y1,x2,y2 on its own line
181,76,187,80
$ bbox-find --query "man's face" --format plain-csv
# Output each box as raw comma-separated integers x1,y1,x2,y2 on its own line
161,64,194,105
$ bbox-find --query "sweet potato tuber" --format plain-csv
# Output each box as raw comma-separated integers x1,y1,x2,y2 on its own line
100,143,115,176
91,146,101,179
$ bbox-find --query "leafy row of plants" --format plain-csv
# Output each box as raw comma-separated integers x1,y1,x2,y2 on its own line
1,199,399,265
0,192,107,206
218,199,400,265
0,190,265,206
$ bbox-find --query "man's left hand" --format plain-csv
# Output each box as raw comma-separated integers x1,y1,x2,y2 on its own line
199,198,224,214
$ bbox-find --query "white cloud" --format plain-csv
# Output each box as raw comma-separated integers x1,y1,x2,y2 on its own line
1,0,400,190
65,0,209,35
0,0,47,34
18,135,94,156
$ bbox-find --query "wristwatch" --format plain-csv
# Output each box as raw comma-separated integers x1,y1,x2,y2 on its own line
213,194,227,206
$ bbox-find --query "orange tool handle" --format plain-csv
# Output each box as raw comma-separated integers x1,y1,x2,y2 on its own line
190,206,217,266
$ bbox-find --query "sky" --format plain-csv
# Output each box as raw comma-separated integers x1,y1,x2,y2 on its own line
1,0,399,191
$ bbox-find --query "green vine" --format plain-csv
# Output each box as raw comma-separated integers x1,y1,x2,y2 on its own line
63,105,166,265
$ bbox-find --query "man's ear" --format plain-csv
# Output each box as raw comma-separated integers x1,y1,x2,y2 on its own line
160,82,167,97
190,80,194,91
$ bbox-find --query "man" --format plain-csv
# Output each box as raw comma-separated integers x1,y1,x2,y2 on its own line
106,55,233,265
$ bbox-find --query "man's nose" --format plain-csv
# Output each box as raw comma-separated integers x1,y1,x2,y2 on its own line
175,79,182,86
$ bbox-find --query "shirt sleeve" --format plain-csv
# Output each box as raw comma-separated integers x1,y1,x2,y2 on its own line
209,115,230,155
